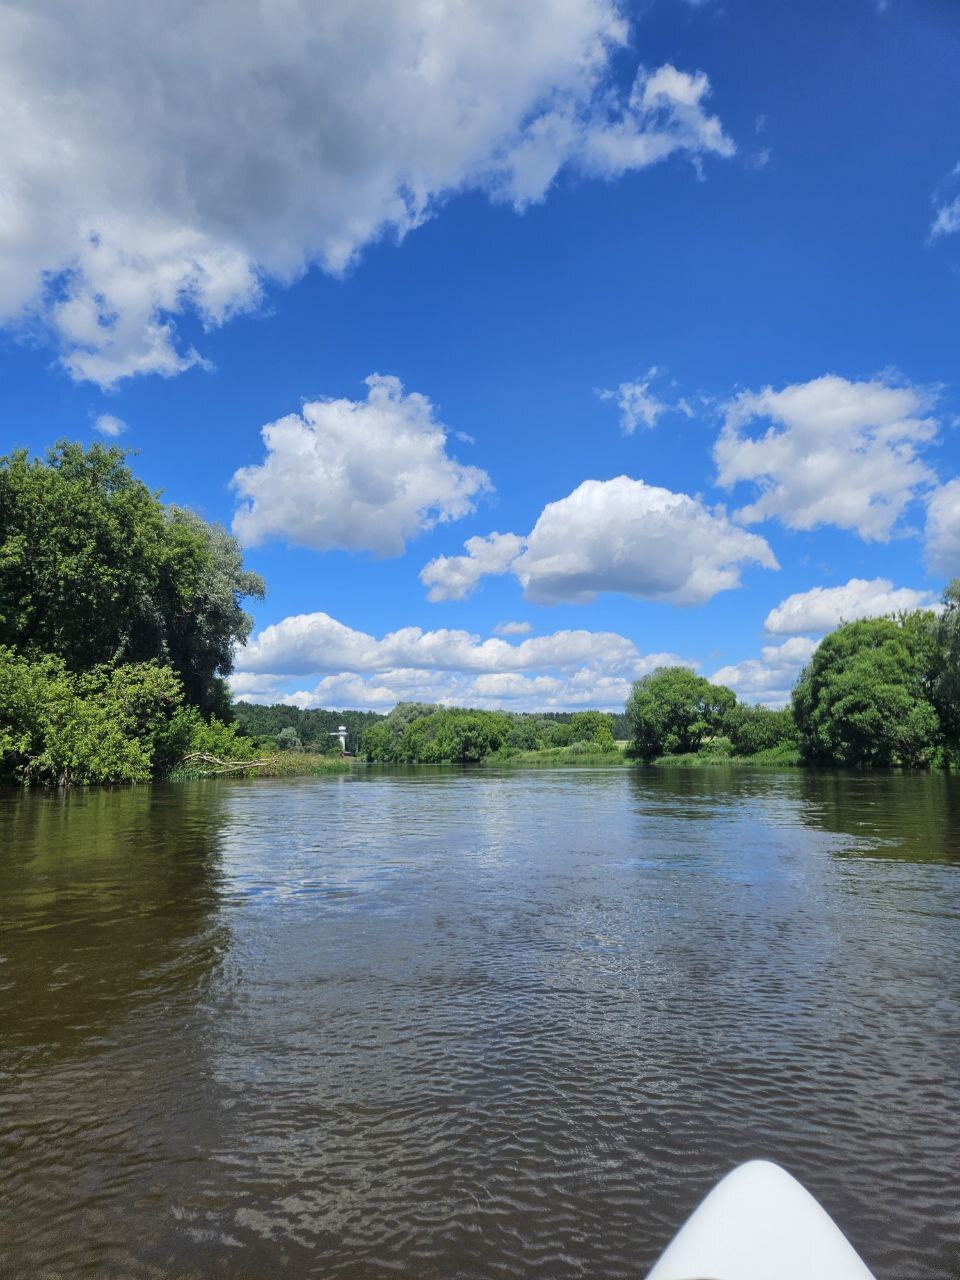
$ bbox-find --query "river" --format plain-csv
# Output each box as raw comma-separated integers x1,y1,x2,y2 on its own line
1,767,958,1279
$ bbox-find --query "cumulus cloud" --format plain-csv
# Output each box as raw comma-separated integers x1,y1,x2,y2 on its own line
239,610,664,676
764,577,940,635
0,1,734,386
596,367,693,434
232,611,688,711
239,667,649,713
714,374,939,541
92,413,127,437
420,533,524,601
516,478,778,604
925,479,960,575
712,636,818,708
424,476,777,606
231,375,490,555
493,620,533,636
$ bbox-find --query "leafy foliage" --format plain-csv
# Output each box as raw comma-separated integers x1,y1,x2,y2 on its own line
723,704,796,756
0,648,196,785
931,580,960,759
792,616,940,767
361,704,512,763
568,710,616,748
626,667,736,759
0,443,263,714
359,703,623,764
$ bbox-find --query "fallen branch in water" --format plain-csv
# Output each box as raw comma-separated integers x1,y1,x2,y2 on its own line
180,751,272,775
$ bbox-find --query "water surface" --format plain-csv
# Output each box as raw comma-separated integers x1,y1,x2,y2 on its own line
1,767,958,1279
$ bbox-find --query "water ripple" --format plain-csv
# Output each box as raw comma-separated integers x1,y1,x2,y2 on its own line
0,769,958,1279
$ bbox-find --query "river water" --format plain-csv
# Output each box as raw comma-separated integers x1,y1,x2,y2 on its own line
1,767,958,1280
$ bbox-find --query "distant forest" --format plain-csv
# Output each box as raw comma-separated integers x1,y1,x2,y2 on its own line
233,702,631,753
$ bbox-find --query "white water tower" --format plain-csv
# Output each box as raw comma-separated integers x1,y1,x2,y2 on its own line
329,724,348,753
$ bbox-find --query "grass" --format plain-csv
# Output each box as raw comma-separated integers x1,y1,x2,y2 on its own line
483,743,629,768
651,744,802,769
170,751,352,780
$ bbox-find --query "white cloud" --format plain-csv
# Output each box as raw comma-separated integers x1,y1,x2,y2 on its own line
231,375,490,555
932,199,960,238
92,413,127,437
250,667,647,713
0,2,734,386
764,576,940,635
930,163,960,239
420,532,524,602
463,476,776,605
925,479,960,576
232,610,689,711
421,477,777,605
596,366,693,434
493,620,533,636
714,374,939,541
239,610,667,676
712,636,818,708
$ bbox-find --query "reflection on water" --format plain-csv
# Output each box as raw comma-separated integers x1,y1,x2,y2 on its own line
1,769,958,1280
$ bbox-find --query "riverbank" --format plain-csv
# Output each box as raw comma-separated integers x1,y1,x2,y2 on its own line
170,751,352,780
482,744,629,768
651,744,802,768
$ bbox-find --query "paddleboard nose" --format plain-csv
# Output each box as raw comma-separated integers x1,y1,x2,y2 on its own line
646,1159,877,1280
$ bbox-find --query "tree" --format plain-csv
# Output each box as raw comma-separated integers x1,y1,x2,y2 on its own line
540,720,574,747
625,667,736,759
276,726,302,751
0,443,263,713
569,710,616,749
791,617,939,767
165,509,265,715
932,579,960,757
724,703,796,756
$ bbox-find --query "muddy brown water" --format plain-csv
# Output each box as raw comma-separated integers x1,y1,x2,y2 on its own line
1,767,958,1279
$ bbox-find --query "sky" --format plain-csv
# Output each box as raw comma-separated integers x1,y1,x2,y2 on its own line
2,0,959,712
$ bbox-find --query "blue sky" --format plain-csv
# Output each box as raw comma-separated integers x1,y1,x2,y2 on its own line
2,0,959,710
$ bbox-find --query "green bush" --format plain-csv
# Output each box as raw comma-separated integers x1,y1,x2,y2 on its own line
746,742,802,767
0,648,190,785
724,704,796,756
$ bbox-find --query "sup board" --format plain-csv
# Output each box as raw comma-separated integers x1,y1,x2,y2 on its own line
646,1159,876,1280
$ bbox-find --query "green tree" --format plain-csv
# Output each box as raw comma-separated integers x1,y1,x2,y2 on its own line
791,617,939,767
165,509,265,714
569,710,616,749
625,667,736,759
932,580,960,757
0,443,262,713
540,720,574,747
276,726,302,751
724,703,796,756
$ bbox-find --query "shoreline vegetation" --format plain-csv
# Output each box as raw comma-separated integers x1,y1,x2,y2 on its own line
1,444,958,787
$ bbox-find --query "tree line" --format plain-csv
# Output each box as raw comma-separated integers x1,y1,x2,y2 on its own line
626,582,960,768
360,705,618,763
2,443,956,783
232,703,386,754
